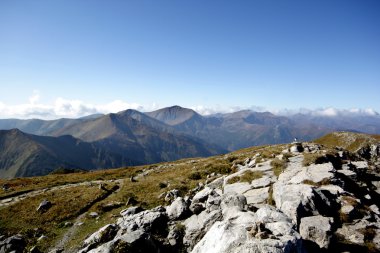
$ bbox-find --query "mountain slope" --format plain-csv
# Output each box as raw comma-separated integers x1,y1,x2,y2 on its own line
145,105,198,126
52,110,225,164
0,129,128,178
147,106,332,150
314,131,380,151
0,115,103,136
1,132,380,252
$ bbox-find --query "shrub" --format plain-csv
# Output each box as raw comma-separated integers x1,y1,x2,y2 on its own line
226,176,240,184
282,152,292,162
207,163,232,175
49,168,84,175
227,156,238,163
267,185,275,206
158,182,167,188
188,172,202,180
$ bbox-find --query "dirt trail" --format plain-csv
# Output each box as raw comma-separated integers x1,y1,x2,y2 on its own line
0,179,124,208
50,179,125,252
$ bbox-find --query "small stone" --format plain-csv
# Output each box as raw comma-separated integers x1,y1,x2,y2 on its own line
89,212,99,218
37,235,47,241
36,200,52,212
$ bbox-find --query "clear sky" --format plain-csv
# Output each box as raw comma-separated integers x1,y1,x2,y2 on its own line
0,0,379,118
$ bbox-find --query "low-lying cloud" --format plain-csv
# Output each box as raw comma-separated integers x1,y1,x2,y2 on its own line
0,91,378,119
0,91,150,119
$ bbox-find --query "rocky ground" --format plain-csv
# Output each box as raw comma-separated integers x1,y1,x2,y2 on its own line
1,141,380,253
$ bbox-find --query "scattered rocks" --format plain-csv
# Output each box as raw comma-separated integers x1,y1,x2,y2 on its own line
36,142,380,253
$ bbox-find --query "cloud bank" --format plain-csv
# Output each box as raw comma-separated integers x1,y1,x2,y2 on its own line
0,91,378,119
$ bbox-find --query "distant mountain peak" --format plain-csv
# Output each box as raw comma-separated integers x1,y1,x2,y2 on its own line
146,106,199,126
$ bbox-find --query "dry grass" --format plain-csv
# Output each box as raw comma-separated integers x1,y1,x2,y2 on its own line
267,185,275,206
270,158,286,177
0,184,113,251
302,153,326,166
314,131,380,152
0,166,137,199
226,170,264,184
302,178,331,186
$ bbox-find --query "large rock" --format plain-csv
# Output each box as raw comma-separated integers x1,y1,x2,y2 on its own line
223,182,251,195
183,209,222,250
0,235,26,253
273,183,317,224
80,224,118,252
85,229,158,253
192,187,213,203
273,165,336,225
192,205,303,253
205,190,222,212
166,197,189,220
335,219,380,249
220,193,247,212
280,162,335,185
244,187,269,205
189,187,214,214
80,208,167,253
117,207,167,235
299,215,333,249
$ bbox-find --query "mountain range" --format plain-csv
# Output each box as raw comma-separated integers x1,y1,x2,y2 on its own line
1,105,380,178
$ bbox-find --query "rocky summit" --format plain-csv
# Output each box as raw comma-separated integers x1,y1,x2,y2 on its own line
1,133,380,253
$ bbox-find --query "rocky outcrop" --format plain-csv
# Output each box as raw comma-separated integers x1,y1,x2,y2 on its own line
77,142,380,253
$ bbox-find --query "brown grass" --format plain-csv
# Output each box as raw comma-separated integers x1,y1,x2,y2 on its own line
270,158,286,177
302,178,331,186
302,153,325,166
226,170,264,184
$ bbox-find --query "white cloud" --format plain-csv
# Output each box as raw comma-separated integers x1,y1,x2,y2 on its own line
29,90,40,105
0,91,149,119
0,91,378,119
275,107,379,117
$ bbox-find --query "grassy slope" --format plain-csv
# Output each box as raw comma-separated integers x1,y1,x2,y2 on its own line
0,143,288,251
314,131,380,152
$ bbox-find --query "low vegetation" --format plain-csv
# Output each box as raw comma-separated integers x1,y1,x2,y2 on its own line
302,179,331,186
302,153,326,166
314,131,380,152
302,152,341,169
270,158,287,177
226,170,264,184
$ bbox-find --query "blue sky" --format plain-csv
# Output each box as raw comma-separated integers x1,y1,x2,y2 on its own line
0,0,379,118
